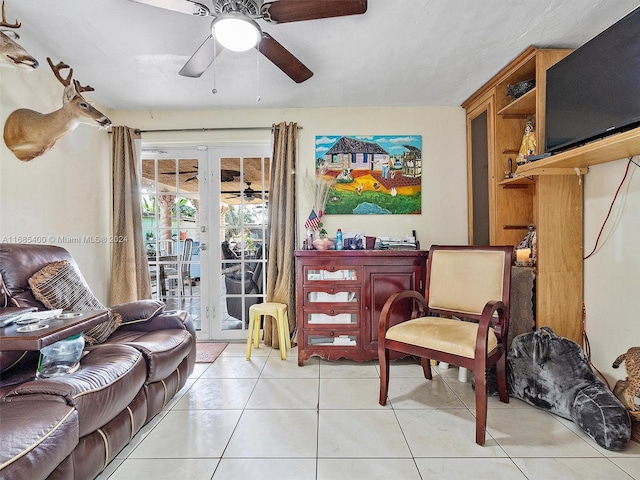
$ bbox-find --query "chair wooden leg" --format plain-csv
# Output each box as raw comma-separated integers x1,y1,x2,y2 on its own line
496,354,509,404
420,357,432,380
474,368,488,446
379,347,390,406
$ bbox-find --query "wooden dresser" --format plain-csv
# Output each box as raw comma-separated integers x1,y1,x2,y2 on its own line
295,249,428,366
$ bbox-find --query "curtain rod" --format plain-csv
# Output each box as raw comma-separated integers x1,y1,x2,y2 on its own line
129,125,302,134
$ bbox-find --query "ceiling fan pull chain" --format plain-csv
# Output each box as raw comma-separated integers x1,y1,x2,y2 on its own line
256,49,261,103
212,40,218,95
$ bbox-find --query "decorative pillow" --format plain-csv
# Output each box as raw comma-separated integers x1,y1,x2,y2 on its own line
508,327,631,450
28,260,121,345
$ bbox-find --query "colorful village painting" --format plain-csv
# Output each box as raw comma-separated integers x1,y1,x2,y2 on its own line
315,135,422,215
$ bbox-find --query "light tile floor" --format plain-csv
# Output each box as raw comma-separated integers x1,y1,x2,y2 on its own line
97,343,640,480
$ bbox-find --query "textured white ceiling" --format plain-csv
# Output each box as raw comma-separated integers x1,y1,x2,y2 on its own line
4,0,638,110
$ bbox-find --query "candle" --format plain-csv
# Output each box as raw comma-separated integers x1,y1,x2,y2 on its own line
516,248,531,263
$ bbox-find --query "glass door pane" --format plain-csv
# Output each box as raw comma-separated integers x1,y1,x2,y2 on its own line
140,149,205,334
210,146,271,340
220,156,269,331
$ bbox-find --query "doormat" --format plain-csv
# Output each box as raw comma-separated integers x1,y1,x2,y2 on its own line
195,342,228,363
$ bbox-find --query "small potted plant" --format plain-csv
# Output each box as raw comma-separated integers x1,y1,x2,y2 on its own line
313,222,334,250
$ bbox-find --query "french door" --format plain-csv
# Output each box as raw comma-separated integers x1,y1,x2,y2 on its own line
140,144,270,341
140,147,206,335
206,145,271,341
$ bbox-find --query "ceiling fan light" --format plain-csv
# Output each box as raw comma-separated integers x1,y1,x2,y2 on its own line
212,13,262,52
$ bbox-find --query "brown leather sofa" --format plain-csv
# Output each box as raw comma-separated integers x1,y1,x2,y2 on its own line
0,244,196,480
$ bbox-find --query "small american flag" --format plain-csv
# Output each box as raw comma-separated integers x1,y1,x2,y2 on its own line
304,209,320,230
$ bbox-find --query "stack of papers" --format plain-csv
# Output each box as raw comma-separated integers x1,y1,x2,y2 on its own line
378,236,418,250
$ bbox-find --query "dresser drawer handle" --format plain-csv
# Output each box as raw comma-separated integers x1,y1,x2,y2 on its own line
329,331,335,337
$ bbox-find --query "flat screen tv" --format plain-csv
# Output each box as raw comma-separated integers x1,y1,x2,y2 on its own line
545,7,640,154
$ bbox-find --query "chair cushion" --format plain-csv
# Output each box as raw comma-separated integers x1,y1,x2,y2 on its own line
429,249,506,316
385,316,498,359
28,260,121,344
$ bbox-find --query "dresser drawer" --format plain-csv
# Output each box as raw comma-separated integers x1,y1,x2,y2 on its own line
303,309,359,327
303,265,361,284
303,332,359,349
303,287,359,307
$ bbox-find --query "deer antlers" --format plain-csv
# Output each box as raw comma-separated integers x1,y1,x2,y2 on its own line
46,57,95,93
0,0,20,29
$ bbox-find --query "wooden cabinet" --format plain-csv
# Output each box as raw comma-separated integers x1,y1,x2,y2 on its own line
295,250,427,366
462,46,586,344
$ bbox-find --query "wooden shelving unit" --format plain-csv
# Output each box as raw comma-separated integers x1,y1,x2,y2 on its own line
463,46,587,344
464,46,640,345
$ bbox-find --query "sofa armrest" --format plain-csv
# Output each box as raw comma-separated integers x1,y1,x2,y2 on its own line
111,300,165,327
116,309,191,333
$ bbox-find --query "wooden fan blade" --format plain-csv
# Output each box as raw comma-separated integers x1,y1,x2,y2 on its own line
179,35,223,77
257,33,313,83
128,0,210,16
261,0,367,24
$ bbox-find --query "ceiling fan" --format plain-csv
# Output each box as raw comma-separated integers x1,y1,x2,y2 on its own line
159,165,198,179
226,182,268,200
158,165,241,182
128,0,368,83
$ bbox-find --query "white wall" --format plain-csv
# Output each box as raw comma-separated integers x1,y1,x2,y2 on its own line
583,158,640,384
110,106,469,248
0,67,112,302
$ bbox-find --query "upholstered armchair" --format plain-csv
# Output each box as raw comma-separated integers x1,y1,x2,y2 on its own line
378,245,513,446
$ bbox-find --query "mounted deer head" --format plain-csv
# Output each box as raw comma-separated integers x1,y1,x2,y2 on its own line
3,57,112,161
0,1,38,69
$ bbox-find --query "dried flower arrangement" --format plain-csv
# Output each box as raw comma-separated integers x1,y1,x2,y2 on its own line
304,168,335,218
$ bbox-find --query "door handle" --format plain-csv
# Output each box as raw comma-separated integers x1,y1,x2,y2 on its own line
200,243,208,251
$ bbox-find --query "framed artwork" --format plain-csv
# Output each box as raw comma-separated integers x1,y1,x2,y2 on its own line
315,135,422,215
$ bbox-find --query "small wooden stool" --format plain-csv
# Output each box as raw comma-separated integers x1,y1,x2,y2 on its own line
246,302,291,360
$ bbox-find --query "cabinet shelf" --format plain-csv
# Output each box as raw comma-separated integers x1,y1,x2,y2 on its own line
499,175,534,186
516,126,640,176
497,87,536,117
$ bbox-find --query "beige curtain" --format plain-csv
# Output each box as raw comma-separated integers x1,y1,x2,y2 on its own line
264,122,298,347
110,126,151,305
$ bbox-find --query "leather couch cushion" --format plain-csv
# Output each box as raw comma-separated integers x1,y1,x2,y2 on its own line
3,344,147,437
107,329,194,384
0,400,78,480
